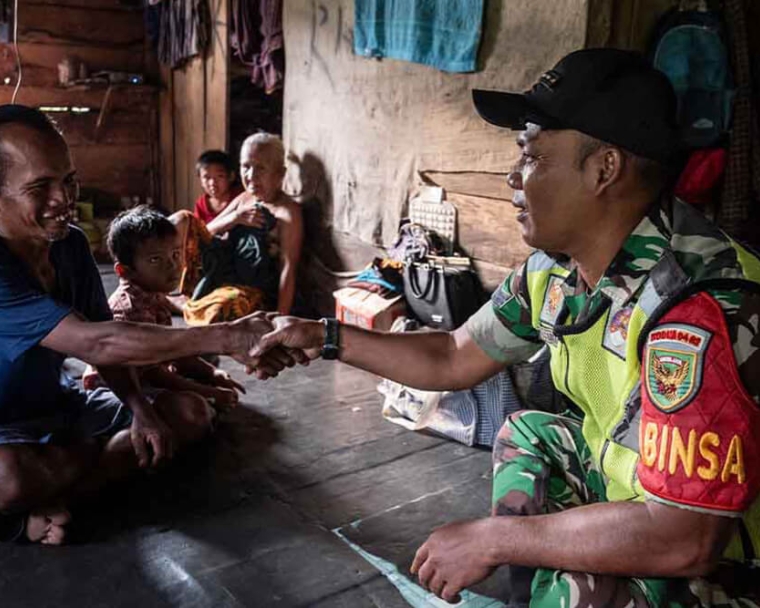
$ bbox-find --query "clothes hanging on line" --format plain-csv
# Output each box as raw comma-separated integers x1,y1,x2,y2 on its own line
231,0,284,94
156,0,211,68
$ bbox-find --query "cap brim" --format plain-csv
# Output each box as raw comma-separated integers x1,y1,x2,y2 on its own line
472,89,558,130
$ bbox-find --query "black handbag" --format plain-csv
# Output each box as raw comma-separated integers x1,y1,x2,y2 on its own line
403,259,484,331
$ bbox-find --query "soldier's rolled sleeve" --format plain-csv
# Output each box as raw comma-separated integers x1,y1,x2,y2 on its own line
465,302,542,365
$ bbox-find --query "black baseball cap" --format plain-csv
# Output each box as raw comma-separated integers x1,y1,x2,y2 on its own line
472,48,681,164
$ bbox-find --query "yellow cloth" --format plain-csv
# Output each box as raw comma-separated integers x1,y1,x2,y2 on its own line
183,285,266,326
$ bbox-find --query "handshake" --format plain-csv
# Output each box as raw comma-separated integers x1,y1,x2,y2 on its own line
224,312,326,378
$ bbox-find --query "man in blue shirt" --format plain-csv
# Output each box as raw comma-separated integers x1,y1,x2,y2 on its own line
0,105,293,544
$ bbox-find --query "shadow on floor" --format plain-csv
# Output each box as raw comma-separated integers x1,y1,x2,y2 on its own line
0,269,501,607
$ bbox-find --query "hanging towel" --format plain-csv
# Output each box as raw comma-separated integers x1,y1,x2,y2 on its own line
353,0,484,73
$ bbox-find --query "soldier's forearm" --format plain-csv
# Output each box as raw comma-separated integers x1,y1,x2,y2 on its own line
486,499,733,578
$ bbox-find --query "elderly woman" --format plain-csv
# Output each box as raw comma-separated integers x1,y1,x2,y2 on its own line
173,134,304,324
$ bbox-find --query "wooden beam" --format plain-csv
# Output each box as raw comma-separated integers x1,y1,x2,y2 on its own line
607,0,679,51
420,170,513,201
69,143,153,197
159,66,176,210
18,5,144,48
171,59,204,209
26,0,143,11
95,85,115,134
0,83,154,108
473,259,513,293
11,42,146,88
448,192,532,269
585,0,615,47
158,0,229,211
205,0,230,152
51,110,152,146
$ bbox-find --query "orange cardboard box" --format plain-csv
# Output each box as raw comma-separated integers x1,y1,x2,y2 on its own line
333,287,406,331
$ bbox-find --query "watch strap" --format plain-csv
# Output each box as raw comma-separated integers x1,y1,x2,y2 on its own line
321,317,340,360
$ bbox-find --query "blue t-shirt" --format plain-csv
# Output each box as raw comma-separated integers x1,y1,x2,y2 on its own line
0,227,112,424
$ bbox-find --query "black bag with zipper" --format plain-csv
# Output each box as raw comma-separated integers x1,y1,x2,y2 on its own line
403,259,485,331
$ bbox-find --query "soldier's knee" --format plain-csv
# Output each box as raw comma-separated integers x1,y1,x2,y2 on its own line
495,410,539,446
530,570,641,608
529,570,577,607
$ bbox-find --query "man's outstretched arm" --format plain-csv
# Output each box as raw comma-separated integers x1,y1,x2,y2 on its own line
253,318,507,391
41,311,295,371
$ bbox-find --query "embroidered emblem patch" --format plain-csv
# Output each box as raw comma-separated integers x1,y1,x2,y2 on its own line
539,275,566,328
644,323,712,413
602,306,633,360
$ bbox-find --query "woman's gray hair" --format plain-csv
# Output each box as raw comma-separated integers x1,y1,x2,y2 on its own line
241,132,285,167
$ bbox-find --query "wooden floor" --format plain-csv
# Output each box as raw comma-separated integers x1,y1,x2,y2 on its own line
0,270,509,608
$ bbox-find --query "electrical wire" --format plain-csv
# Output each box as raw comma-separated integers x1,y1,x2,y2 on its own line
11,0,21,104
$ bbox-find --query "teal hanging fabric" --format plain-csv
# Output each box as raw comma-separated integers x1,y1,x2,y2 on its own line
353,0,484,73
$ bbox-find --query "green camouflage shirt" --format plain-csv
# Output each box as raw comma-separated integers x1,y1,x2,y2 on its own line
466,197,760,401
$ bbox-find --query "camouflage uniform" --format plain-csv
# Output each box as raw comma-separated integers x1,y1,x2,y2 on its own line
467,198,760,607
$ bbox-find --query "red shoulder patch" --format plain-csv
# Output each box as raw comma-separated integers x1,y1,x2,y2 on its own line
637,292,760,513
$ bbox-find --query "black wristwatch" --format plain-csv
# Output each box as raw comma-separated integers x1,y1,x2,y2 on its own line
321,317,340,360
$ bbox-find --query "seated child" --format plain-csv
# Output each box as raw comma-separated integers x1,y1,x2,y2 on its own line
193,149,244,225
83,206,244,411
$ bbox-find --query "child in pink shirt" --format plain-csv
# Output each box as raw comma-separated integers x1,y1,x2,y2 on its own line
84,206,244,411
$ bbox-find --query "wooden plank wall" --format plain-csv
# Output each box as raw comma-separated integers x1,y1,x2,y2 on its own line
160,0,229,212
0,0,159,210
419,171,530,290
282,0,689,293
607,0,680,51
282,0,587,290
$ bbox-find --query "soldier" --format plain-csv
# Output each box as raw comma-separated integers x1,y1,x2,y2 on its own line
251,49,760,606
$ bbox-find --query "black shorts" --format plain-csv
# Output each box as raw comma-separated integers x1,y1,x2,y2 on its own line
0,387,133,445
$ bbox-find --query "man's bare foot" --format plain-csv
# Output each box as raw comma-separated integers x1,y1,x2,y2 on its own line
26,506,71,545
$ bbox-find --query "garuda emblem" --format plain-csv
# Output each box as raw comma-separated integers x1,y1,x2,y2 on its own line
646,348,697,412
652,354,690,401
645,323,710,414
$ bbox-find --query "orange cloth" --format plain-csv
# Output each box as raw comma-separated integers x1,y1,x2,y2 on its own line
178,214,215,298
183,285,266,326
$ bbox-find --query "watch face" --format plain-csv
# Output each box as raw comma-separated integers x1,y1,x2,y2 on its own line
322,345,339,360
322,318,340,359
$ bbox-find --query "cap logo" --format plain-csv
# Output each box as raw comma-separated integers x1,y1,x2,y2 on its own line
538,70,562,90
